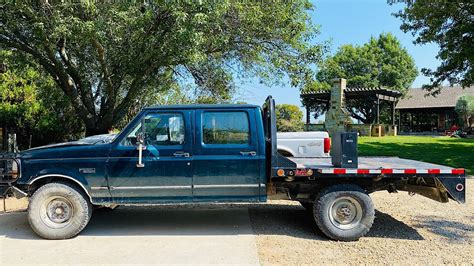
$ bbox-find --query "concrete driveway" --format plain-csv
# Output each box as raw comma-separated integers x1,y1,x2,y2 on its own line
0,207,260,265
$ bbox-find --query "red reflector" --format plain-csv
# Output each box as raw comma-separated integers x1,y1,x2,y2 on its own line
428,169,440,174
456,183,464,192
295,169,307,176
357,169,370,174
404,169,416,174
324,137,331,154
452,169,464,175
381,169,393,174
333,168,346,174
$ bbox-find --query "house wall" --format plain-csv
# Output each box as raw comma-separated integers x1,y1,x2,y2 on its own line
397,107,456,133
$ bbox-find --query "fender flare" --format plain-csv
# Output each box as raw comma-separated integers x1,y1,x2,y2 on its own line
28,174,93,202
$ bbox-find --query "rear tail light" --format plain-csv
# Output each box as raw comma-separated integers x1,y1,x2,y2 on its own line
324,137,331,154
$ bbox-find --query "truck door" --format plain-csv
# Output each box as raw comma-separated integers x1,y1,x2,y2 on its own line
106,110,193,203
193,108,261,202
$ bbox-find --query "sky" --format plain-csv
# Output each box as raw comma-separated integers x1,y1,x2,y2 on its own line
237,0,440,112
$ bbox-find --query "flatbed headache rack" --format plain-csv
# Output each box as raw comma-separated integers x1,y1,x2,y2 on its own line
263,96,466,204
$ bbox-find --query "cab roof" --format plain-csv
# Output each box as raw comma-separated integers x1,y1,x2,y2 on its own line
144,103,260,110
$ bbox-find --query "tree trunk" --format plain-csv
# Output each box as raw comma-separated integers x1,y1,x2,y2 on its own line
85,125,110,137
84,116,112,136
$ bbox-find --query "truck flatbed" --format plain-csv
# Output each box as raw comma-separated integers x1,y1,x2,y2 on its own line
289,156,460,174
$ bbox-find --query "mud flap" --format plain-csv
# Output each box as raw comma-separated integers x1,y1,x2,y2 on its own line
436,176,466,203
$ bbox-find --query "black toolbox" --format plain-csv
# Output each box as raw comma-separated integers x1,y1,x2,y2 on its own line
331,132,358,168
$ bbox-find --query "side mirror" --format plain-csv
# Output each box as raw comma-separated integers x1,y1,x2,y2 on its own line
136,132,145,145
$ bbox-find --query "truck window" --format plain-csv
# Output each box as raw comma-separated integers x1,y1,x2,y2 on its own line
121,113,185,146
202,111,249,144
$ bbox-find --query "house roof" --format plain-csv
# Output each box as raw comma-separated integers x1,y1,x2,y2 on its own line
395,86,474,110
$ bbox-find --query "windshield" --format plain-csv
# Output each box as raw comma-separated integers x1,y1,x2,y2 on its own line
76,134,117,145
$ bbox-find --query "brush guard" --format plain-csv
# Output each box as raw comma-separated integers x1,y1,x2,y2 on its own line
0,157,21,196
0,157,20,184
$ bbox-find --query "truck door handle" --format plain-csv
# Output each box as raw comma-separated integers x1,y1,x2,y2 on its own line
173,151,190,158
240,151,257,156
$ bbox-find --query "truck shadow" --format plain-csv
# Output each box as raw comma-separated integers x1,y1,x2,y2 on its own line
247,204,424,241
0,204,425,241
412,216,473,243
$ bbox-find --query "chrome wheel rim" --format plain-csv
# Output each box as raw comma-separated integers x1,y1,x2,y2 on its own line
328,196,363,230
40,196,74,229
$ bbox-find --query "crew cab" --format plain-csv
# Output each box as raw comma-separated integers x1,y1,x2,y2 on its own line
0,97,466,241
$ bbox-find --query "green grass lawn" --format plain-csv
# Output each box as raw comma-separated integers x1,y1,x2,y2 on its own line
358,136,474,175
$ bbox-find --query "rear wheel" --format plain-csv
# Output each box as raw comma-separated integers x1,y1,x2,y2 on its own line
28,182,92,239
313,185,374,241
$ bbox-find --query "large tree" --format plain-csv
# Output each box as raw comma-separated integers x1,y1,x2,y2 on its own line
455,95,474,128
393,0,474,93
308,33,417,123
275,104,304,132
1,1,324,135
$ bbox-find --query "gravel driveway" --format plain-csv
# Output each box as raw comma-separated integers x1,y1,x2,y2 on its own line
250,178,473,265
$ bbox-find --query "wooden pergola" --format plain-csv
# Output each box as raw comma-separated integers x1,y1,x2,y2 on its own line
301,87,403,125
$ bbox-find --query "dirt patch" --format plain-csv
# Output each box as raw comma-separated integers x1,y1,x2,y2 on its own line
0,197,28,212
249,179,473,265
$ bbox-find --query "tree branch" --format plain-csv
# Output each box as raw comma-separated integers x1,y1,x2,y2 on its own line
56,38,96,115
91,36,115,122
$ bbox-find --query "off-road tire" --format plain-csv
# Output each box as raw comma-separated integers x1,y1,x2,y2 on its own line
313,184,374,241
28,182,92,240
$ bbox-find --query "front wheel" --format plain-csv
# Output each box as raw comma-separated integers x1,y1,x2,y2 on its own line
28,182,92,239
313,185,374,241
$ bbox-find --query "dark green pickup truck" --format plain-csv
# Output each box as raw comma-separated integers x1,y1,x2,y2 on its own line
0,97,466,240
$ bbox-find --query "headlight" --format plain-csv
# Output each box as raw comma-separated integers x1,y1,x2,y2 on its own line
11,160,19,179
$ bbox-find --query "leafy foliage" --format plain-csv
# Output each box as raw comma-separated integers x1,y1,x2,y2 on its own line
455,95,474,128
307,33,417,123
276,104,304,132
1,1,325,135
393,0,474,92
0,51,83,149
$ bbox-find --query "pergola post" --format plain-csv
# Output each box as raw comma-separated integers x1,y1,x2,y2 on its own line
391,101,396,126
376,97,380,124
305,107,310,125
